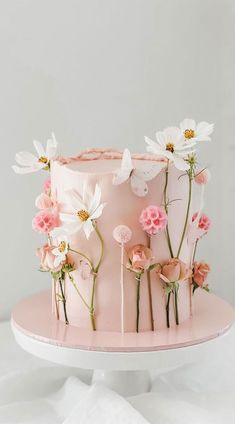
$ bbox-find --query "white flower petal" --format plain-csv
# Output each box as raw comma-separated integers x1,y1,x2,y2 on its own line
155,131,167,148
15,151,38,166
54,255,63,267
173,156,190,171
33,140,46,158
145,136,164,155
12,163,44,174
163,126,181,142
60,213,77,223
89,184,101,215
90,202,106,220
46,133,58,159
65,189,85,212
196,121,214,136
180,119,196,132
83,219,94,239
52,247,60,256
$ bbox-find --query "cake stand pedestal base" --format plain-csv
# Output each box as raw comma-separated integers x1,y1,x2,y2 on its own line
11,290,235,396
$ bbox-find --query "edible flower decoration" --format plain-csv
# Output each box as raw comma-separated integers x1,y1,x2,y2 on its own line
52,183,106,240
157,258,191,327
52,235,69,268
180,119,214,142
113,148,165,197
12,133,57,174
139,205,167,236
192,261,210,293
145,127,196,171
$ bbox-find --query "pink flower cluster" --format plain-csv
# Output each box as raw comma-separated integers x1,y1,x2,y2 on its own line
139,205,167,236
192,212,211,232
32,210,58,234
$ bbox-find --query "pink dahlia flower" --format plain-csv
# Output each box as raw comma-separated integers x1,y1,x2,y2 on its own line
32,210,58,234
139,205,167,235
192,212,211,232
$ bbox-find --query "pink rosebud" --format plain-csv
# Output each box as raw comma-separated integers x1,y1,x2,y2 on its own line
192,213,211,232
194,169,211,185
35,193,54,210
43,177,51,194
193,261,210,287
139,205,167,236
157,258,191,283
37,243,62,272
113,225,132,244
128,244,152,272
32,210,58,234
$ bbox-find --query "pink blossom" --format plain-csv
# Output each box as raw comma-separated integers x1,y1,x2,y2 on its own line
43,177,51,194
37,244,62,272
113,225,132,244
192,213,211,232
128,244,152,272
157,258,191,283
139,205,167,236
194,169,211,185
193,261,210,287
32,210,58,234
35,193,54,210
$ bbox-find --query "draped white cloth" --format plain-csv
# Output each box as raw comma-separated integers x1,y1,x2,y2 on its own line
0,321,235,423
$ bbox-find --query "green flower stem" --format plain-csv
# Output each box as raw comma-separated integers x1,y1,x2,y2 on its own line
53,277,59,320
146,236,154,331
69,248,94,270
174,285,179,325
166,292,171,328
192,239,198,264
136,273,141,333
89,223,105,331
58,276,69,325
176,166,193,258
164,161,174,258
68,273,91,311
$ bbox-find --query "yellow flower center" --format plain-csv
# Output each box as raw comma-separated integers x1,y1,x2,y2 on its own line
184,129,195,139
58,241,66,253
77,209,90,221
38,156,48,164
165,143,174,153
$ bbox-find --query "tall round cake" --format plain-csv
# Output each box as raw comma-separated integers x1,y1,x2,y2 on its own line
12,120,214,334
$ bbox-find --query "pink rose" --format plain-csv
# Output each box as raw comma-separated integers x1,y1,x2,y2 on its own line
37,244,62,272
194,169,211,185
139,205,167,236
43,177,51,194
157,258,191,283
128,244,152,272
35,193,55,210
193,261,210,287
32,210,58,234
192,213,211,232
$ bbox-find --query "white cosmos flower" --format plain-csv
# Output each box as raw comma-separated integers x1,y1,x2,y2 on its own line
52,235,69,267
12,133,58,174
180,119,214,142
51,184,106,240
145,127,196,171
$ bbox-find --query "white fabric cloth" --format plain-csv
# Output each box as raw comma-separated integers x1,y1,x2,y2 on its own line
0,321,235,423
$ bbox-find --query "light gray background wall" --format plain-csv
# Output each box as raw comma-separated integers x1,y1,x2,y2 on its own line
0,0,235,320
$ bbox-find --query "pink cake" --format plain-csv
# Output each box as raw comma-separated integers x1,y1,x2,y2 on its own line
12,119,214,333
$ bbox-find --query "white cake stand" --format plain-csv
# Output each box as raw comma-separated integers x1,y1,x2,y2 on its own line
11,290,235,396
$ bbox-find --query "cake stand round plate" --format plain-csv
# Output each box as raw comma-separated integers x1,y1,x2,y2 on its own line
11,290,235,396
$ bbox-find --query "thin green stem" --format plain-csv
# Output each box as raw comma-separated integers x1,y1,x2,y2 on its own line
136,274,141,333
166,292,171,328
58,277,69,325
164,161,174,258
192,239,198,264
146,236,154,331
69,248,94,270
174,285,179,325
89,223,105,331
177,167,193,258
68,273,91,311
